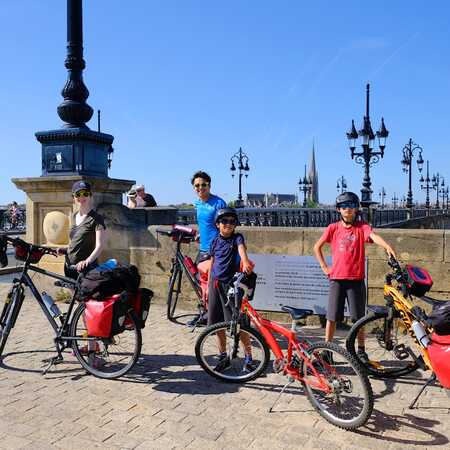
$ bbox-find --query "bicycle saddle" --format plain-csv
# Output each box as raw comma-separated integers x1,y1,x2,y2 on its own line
281,306,314,320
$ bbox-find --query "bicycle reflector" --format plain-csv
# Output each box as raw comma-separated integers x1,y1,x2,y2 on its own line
405,265,433,297
14,240,45,264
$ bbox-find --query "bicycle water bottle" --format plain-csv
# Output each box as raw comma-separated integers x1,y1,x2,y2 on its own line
411,320,430,347
42,292,61,318
183,256,198,276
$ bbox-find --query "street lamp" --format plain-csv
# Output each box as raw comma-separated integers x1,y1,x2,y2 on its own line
419,160,433,209
230,147,250,208
298,164,313,207
336,176,347,194
379,187,386,208
432,173,444,209
347,84,389,207
401,138,424,208
391,193,399,208
439,181,447,210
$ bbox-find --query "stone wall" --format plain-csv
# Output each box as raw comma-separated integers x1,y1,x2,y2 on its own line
120,226,450,308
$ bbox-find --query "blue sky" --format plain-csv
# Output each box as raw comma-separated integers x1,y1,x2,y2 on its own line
1,1,450,206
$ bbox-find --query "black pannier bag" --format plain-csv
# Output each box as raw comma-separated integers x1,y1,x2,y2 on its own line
429,301,450,336
77,265,141,301
126,288,153,329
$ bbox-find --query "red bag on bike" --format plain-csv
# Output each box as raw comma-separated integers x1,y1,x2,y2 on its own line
125,288,153,329
428,333,450,388
197,260,211,306
84,293,127,338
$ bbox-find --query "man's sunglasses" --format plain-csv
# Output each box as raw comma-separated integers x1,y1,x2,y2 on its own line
74,190,91,198
194,182,209,189
339,202,358,209
219,218,237,225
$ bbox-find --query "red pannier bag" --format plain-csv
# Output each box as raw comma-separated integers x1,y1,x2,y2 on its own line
197,260,211,307
428,333,450,388
84,293,127,338
126,288,153,329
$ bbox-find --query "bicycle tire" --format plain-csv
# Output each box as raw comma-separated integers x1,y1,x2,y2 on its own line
0,286,24,356
70,303,142,379
302,341,374,430
346,311,420,378
167,266,182,321
195,321,270,383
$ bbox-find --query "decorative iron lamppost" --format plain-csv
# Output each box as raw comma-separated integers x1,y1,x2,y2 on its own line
347,84,389,207
298,165,313,207
379,187,386,208
401,139,424,208
391,193,399,208
419,160,433,209
432,173,444,208
230,147,250,208
336,176,347,194
439,181,447,210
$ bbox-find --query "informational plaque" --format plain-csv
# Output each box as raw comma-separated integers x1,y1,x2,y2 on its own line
248,254,367,315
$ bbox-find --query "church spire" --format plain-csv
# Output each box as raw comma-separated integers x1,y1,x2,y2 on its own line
307,140,319,203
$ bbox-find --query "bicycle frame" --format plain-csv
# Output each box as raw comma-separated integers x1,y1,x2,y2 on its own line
172,242,202,300
241,299,332,392
383,283,433,370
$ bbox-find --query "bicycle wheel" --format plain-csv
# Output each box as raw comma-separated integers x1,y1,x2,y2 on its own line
70,303,142,379
302,342,373,430
167,266,182,321
195,321,270,383
0,286,24,356
346,311,420,378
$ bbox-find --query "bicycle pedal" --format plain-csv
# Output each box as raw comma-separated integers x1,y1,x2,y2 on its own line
393,344,410,360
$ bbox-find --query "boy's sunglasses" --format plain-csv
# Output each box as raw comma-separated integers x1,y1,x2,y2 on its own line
339,202,358,209
219,218,237,225
194,182,209,189
74,190,91,198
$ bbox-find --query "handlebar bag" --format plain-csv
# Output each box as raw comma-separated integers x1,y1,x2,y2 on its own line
14,240,45,264
405,265,433,297
125,288,153,329
78,265,141,301
84,293,127,338
428,333,450,388
429,301,450,335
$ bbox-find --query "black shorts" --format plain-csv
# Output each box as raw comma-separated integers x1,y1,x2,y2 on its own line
327,279,366,322
207,277,233,326
195,251,211,265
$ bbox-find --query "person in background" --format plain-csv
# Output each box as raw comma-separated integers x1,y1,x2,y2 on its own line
57,181,106,280
313,191,396,364
126,189,138,208
134,184,157,207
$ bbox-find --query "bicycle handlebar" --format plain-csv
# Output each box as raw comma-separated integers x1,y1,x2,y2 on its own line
3,236,58,257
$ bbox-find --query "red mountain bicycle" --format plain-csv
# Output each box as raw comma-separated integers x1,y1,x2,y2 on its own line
195,272,374,430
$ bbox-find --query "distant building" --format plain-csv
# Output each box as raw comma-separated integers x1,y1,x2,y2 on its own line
245,193,298,207
307,142,319,203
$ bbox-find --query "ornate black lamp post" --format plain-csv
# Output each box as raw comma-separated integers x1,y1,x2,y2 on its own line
391,193,399,208
379,187,386,208
298,165,313,207
420,160,433,209
432,173,444,208
336,176,347,194
401,139,424,208
230,147,250,208
347,84,389,207
35,0,114,177
439,182,447,209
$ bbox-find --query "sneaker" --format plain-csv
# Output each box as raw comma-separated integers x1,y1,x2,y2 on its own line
187,313,208,327
73,342,100,356
88,354,106,369
243,355,257,373
357,348,370,365
214,353,231,373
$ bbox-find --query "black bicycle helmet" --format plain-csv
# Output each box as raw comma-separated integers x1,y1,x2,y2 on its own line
215,207,239,224
336,191,360,208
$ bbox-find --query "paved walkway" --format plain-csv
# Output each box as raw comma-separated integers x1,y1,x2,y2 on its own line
0,291,448,449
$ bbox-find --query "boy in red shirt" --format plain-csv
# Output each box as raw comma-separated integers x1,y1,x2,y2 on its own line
314,192,396,362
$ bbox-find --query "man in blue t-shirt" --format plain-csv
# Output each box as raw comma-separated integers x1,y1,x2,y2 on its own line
191,171,227,262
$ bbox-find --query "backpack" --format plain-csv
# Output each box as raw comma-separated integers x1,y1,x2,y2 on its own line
77,265,141,301
429,301,450,336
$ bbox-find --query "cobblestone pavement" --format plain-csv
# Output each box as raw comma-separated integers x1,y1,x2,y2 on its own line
0,290,448,450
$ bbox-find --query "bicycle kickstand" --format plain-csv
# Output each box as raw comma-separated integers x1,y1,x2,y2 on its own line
409,373,436,409
268,379,294,413
41,354,64,375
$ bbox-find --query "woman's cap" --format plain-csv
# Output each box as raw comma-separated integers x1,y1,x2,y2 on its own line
132,184,145,191
72,180,92,194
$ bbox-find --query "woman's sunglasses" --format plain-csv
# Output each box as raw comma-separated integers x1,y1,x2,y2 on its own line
194,182,209,189
74,190,91,198
219,218,237,225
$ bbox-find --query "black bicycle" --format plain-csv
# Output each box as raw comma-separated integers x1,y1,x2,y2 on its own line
0,235,142,379
156,225,206,322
